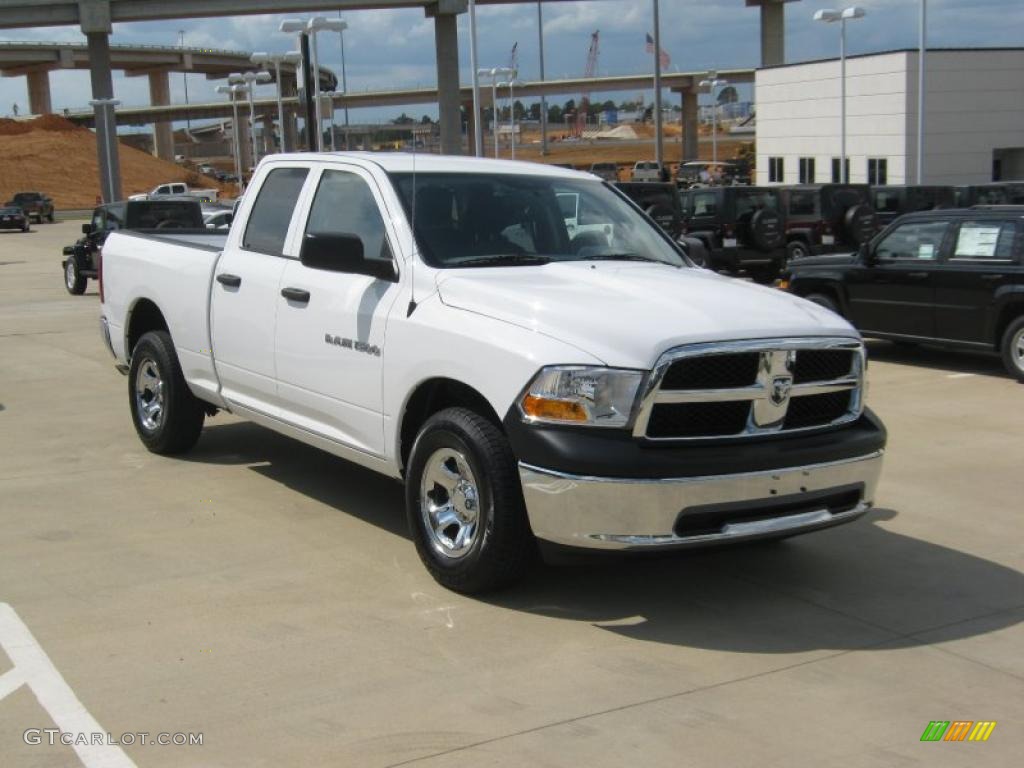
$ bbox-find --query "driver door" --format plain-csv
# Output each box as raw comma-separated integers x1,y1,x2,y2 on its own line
846,219,951,338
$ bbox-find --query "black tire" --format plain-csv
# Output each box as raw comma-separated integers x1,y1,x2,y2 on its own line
405,407,535,594
999,316,1024,382
749,208,784,251
843,203,878,245
63,259,87,295
787,240,810,262
804,292,842,317
128,330,205,454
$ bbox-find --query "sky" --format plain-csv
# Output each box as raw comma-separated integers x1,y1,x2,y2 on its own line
1,0,1023,126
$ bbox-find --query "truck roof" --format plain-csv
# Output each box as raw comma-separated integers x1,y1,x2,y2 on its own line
263,152,598,180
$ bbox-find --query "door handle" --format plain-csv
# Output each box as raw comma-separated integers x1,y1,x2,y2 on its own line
281,287,311,303
216,273,241,288
905,272,929,280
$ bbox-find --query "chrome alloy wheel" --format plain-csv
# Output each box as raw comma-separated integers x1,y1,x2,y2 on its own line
65,261,77,290
420,447,481,559
134,357,165,432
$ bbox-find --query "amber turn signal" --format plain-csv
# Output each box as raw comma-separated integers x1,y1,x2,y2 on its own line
521,394,588,422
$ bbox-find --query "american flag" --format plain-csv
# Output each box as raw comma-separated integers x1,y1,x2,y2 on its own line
645,33,671,69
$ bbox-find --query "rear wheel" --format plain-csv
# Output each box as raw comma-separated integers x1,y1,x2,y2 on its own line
47,210,55,223
804,293,842,317
64,259,86,295
406,407,535,593
787,240,810,262
1000,316,1024,382
129,330,205,454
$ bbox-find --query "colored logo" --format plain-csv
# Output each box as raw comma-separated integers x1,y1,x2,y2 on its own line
920,721,996,742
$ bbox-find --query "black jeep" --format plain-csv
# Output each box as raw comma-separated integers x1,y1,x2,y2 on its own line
780,184,877,262
871,185,955,227
62,199,204,295
782,205,1024,381
680,186,785,282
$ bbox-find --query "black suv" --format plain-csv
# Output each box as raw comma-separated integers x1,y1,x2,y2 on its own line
954,183,1024,207
5,191,54,223
780,184,877,261
871,185,954,227
62,199,204,295
614,181,685,240
782,206,1024,380
680,186,785,282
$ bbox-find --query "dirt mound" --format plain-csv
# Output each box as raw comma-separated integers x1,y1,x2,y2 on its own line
0,115,231,209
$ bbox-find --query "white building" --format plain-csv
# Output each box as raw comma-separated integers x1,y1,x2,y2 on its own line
755,48,1024,186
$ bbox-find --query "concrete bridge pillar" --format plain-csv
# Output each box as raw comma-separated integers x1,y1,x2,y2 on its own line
262,114,275,155
428,0,467,155
237,115,253,177
147,70,175,161
281,76,299,151
26,70,53,115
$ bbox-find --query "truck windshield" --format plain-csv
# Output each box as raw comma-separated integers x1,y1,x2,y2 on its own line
392,173,685,269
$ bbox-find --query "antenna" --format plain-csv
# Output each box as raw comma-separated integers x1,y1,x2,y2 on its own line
406,130,418,317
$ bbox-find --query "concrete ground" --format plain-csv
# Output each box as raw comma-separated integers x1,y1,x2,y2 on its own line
1,222,1021,768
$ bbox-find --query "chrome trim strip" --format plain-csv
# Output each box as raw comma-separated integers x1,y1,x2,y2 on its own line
632,336,865,441
519,450,884,550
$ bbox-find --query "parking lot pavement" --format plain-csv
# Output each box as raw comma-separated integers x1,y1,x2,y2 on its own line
0,222,1021,768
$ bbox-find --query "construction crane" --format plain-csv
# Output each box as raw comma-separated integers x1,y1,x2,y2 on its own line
573,30,600,138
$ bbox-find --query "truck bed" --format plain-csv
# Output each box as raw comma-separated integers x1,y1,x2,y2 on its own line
101,229,227,408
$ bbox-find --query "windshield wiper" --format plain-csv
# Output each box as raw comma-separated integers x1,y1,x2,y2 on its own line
454,254,551,267
575,253,667,264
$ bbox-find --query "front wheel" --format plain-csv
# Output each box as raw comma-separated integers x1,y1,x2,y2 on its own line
1000,316,1024,382
129,330,205,454
64,259,86,295
406,407,535,593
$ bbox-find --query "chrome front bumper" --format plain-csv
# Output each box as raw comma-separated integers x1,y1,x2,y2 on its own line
519,451,884,550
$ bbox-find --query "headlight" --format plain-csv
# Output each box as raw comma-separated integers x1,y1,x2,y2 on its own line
519,366,644,428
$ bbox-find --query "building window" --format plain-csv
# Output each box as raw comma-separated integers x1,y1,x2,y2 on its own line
798,157,816,184
868,158,888,186
768,157,784,183
831,157,850,183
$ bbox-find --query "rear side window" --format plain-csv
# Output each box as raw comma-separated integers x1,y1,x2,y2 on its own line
242,167,309,256
787,191,816,216
952,221,1016,261
305,170,392,263
691,192,717,217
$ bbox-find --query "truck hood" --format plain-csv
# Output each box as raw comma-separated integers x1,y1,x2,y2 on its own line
435,262,857,369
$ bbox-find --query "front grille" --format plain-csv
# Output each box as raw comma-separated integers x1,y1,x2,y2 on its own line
647,401,751,438
661,352,760,390
635,338,864,441
792,349,854,383
784,391,852,429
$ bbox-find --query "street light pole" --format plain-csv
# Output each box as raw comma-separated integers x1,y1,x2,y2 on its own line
652,0,664,171
815,7,866,184
337,11,350,150
469,0,483,156
217,84,247,195
699,76,728,166
252,52,301,153
917,0,927,183
537,1,548,156
178,30,191,135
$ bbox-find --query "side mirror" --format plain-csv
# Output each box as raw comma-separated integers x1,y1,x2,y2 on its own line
300,232,396,281
82,223,94,235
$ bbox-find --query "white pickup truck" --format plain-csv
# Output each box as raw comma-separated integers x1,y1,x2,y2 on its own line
99,153,886,593
129,182,219,203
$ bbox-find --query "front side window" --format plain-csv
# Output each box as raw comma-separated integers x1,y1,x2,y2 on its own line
305,170,393,263
875,221,949,261
242,167,309,256
952,221,1016,261
392,173,685,269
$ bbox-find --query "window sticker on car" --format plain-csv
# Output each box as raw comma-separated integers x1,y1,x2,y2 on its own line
956,225,1001,258
724,238,738,248
918,243,935,259
822,235,836,245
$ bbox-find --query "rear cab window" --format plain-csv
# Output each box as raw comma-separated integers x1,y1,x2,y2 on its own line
242,167,310,256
